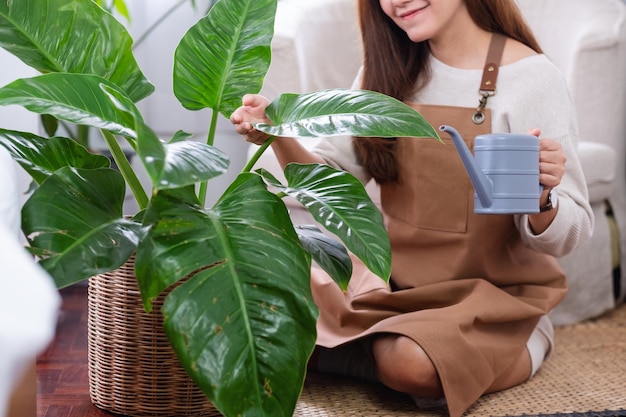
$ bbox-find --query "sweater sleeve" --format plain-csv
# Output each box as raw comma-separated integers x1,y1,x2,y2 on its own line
312,135,372,185
500,59,594,257
311,67,373,185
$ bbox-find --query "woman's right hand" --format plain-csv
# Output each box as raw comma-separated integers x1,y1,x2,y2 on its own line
230,94,273,145
231,93,325,168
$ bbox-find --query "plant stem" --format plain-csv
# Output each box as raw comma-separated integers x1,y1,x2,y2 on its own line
241,137,274,173
206,109,219,147
197,178,208,207
76,125,91,149
101,130,149,210
197,110,220,205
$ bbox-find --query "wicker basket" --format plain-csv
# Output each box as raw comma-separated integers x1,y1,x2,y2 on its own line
87,256,222,416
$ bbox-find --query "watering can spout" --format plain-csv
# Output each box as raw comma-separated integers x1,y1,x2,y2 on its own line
439,125,493,208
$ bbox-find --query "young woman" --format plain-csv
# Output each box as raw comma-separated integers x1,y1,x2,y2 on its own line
230,0,594,415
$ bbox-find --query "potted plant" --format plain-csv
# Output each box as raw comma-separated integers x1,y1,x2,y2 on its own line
0,0,439,416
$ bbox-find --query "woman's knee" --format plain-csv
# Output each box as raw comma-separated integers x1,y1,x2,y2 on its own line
371,334,443,398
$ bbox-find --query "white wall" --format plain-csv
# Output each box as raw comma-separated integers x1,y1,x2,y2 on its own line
0,49,39,232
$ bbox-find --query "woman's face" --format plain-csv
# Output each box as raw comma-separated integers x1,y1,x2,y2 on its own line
379,0,468,43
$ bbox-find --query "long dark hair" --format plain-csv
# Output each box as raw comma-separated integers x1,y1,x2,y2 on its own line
353,0,543,183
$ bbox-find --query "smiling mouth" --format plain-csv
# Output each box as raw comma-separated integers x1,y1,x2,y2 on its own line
399,5,428,19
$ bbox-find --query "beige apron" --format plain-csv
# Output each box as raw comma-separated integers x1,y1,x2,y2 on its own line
310,35,567,417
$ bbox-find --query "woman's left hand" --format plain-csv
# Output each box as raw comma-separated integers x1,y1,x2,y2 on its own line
539,138,566,190
527,128,566,234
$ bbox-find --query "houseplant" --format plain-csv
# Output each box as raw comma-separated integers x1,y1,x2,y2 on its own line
0,0,439,416
38,0,207,150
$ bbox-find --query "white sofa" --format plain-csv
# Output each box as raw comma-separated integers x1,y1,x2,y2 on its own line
250,0,626,325
517,0,626,324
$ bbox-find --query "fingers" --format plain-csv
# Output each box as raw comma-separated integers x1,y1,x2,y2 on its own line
230,94,273,145
231,118,270,145
527,128,541,137
233,120,252,135
242,93,270,108
230,94,271,125
539,138,566,188
247,130,271,145
230,111,243,125
230,120,268,144
525,128,563,187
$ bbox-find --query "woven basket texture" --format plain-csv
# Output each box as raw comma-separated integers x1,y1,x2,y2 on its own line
87,257,222,417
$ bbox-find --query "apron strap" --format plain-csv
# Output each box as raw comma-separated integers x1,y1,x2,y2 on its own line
480,33,506,93
473,33,507,124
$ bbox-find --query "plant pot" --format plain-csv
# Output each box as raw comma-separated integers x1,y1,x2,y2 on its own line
87,256,221,417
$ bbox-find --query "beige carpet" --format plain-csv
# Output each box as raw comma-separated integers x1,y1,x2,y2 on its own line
295,303,626,417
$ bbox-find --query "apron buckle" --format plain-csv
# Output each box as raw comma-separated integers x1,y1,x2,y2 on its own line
473,90,494,125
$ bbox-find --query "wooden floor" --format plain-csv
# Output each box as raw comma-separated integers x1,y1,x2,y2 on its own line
36,284,113,417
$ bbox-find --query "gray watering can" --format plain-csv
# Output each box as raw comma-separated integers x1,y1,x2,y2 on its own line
440,125,542,214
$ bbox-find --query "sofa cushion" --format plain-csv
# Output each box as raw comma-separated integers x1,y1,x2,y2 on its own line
577,141,616,204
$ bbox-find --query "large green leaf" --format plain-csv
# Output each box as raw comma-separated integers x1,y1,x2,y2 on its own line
135,185,221,310
21,167,141,287
0,73,141,140
173,0,276,117
136,127,231,191
136,174,316,417
0,128,110,184
0,73,229,190
295,224,352,291
256,89,441,140
0,0,153,102
262,163,391,282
